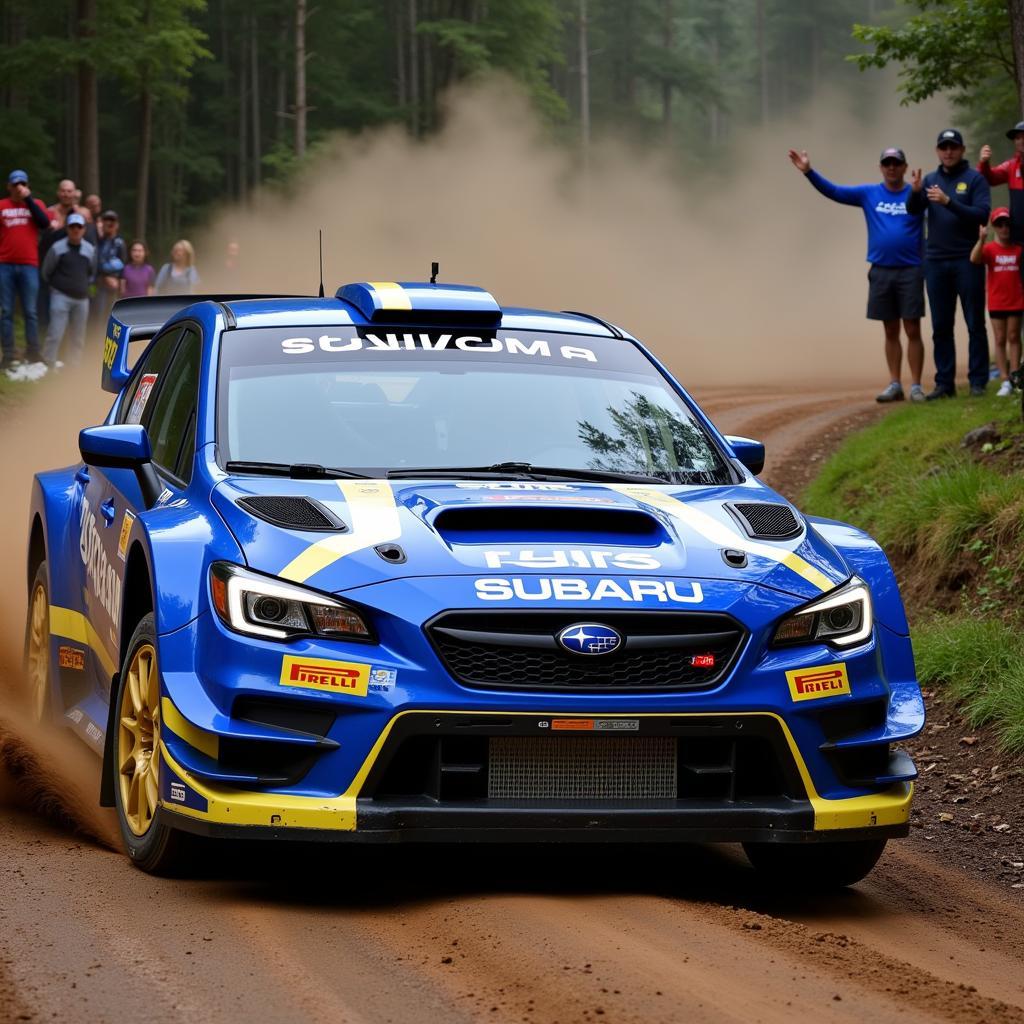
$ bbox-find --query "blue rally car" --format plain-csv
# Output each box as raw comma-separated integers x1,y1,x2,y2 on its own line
23,282,923,881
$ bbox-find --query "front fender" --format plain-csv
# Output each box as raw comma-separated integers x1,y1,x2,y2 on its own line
807,516,909,636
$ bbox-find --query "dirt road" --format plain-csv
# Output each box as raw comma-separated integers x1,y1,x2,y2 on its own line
3,382,1022,1024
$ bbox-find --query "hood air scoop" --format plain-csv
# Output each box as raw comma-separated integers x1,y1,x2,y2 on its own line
237,496,347,532
726,502,802,540
433,506,668,546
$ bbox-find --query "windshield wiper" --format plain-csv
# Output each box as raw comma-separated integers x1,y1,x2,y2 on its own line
386,462,667,484
225,461,369,480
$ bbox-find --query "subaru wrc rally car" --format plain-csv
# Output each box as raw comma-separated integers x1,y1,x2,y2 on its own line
23,281,923,881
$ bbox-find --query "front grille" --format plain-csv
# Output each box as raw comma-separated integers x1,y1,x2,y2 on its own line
426,610,746,692
727,501,802,540
488,736,678,799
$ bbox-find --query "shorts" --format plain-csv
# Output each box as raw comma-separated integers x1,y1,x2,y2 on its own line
989,309,1024,319
867,264,925,321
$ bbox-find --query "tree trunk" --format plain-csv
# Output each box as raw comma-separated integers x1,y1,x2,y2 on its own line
239,16,249,201
661,0,673,143
295,0,308,158
421,0,433,132
578,0,590,170
395,0,407,109
1010,0,1024,116
135,85,152,240
251,12,261,188
408,0,419,135
220,0,233,195
756,0,768,124
76,0,99,194
275,11,288,146
709,30,720,145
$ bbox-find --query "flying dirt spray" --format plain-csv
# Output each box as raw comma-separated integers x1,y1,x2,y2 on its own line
0,78,950,840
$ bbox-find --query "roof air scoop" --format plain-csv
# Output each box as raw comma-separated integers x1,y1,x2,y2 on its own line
336,282,502,326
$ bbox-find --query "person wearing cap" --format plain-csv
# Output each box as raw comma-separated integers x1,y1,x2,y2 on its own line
921,128,992,398
0,169,51,371
971,207,1023,396
977,121,1024,245
40,211,96,369
788,145,927,402
93,209,127,328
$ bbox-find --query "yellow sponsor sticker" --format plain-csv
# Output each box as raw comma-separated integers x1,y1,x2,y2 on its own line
279,655,369,696
117,510,136,561
956,181,968,193
102,334,118,369
785,661,851,702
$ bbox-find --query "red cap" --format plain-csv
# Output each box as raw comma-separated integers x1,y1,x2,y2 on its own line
991,207,1011,224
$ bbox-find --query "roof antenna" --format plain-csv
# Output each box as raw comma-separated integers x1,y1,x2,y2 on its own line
318,230,325,298
430,260,439,285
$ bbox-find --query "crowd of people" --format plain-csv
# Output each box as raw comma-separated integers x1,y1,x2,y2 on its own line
790,123,1024,401
0,172,205,380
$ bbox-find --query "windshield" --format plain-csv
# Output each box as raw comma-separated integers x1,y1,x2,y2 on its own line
217,327,732,484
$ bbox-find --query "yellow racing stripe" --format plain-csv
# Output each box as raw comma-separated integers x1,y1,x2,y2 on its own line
161,697,219,759
49,605,117,678
608,484,837,593
279,479,402,584
367,281,412,311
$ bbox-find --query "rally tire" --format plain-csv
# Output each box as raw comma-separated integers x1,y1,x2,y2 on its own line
113,613,197,875
24,561,53,724
742,838,887,889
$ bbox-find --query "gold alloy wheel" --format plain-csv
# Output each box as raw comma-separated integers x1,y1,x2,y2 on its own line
26,582,49,723
118,643,161,836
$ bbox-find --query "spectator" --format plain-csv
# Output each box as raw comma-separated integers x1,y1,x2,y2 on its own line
40,178,89,332
121,241,156,298
47,179,81,228
970,207,1023,396
83,194,101,223
223,239,241,290
922,128,992,398
0,169,51,372
93,209,126,326
977,121,1024,246
41,212,95,369
788,146,927,402
155,239,199,295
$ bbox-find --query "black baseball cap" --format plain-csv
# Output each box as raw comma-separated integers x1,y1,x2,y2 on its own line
936,128,964,147
880,147,907,163
1007,121,1024,140
100,209,119,221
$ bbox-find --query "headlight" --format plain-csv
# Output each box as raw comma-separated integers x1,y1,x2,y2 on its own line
209,562,372,641
771,577,872,648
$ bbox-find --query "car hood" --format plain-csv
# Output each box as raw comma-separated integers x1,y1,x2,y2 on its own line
211,477,850,602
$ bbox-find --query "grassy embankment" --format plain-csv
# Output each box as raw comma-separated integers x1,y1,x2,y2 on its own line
802,393,1024,755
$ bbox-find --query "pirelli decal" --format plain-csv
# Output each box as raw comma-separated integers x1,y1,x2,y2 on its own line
607,484,837,593
786,662,851,702
280,655,370,696
279,479,401,584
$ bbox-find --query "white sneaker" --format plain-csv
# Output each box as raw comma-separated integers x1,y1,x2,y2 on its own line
997,379,1014,397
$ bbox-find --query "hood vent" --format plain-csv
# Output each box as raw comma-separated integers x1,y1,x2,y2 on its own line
726,502,802,540
433,506,668,546
237,496,346,532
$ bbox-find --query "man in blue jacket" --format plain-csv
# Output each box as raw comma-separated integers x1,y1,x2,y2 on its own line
789,145,927,402
922,128,991,398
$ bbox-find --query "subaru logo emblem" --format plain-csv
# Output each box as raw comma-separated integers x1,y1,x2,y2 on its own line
557,623,622,656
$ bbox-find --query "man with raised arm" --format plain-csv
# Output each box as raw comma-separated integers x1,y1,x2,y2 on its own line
789,145,926,403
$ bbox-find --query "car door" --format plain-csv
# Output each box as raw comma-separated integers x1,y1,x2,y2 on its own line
76,326,185,697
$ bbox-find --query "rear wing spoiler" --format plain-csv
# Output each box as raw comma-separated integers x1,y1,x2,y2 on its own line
100,294,308,393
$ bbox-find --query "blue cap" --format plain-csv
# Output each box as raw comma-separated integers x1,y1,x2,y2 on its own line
8,169,28,185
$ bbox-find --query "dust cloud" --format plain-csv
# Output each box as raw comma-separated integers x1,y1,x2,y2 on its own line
200,78,951,387
0,78,951,833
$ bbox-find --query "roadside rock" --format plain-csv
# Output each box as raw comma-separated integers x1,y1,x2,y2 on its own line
961,422,1000,448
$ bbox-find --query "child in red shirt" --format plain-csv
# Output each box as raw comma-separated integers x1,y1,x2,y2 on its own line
971,206,1024,395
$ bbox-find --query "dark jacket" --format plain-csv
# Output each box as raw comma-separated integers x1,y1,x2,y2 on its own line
41,236,96,300
923,160,991,259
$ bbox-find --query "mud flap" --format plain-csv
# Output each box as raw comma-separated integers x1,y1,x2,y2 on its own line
99,672,120,807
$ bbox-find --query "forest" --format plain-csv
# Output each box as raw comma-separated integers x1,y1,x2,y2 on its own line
1,0,1021,254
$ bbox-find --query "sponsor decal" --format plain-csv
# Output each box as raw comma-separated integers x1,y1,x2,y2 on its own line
482,493,618,505
126,373,158,424
117,510,136,561
483,549,661,570
156,487,173,506
279,655,370,696
85,722,103,745
956,181,968,193
873,200,908,216
557,623,623,655
551,719,640,732
102,334,118,369
785,662,851,702
160,762,208,813
67,708,84,724
368,667,398,693
280,334,597,362
475,577,703,604
454,482,578,491
691,654,716,668
58,645,85,671
79,496,122,624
